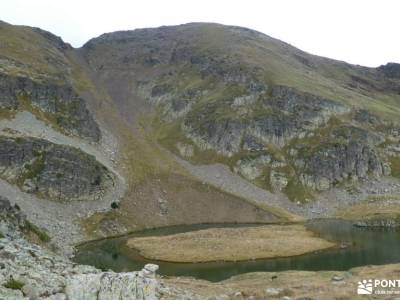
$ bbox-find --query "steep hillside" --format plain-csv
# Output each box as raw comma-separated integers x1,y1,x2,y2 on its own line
81,23,400,205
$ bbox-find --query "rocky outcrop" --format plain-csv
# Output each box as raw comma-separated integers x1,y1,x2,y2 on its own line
0,74,100,141
30,27,72,52
234,155,271,181
270,170,289,191
0,240,159,300
183,118,246,156
378,63,400,79
147,77,395,196
180,86,349,156
253,85,349,147
0,136,113,201
354,109,381,126
0,202,159,300
297,126,389,191
299,142,383,191
66,267,158,300
0,196,27,235
0,75,19,110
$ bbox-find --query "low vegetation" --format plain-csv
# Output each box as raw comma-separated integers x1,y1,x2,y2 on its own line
336,200,400,221
389,156,400,178
23,220,51,243
3,278,24,290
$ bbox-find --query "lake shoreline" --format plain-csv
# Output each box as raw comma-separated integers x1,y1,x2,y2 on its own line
75,219,400,282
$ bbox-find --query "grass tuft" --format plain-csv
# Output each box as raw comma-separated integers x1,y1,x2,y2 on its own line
3,279,24,290
23,220,51,243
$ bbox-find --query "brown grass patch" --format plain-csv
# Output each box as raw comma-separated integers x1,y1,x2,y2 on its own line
127,224,334,263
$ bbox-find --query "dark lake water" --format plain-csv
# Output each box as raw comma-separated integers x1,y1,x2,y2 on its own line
74,220,400,282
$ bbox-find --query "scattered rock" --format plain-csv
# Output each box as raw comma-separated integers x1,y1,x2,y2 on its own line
143,264,159,278
265,287,283,296
331,275,344,282
235,155,271,180
270,170,289,191
176,142,194,158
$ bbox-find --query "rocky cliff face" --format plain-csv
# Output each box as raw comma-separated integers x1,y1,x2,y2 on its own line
181,85,350,155
296,126,390,191
0,136,112,201
378,62,400,79
0,74,100,141
129,60,397,201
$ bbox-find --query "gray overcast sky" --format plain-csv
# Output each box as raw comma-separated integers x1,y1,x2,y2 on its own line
2,0,399,67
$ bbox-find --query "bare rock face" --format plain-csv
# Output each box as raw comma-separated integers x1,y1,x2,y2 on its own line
0,196,27,235
0,75,19,110
378,62,400,79
183,118,246,156
0,74,100,142
298,126,387,191
0,136,113,201
252,86,349,145
299,143,381,191
180,86,349,156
